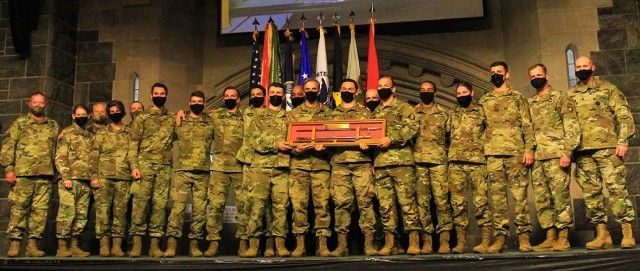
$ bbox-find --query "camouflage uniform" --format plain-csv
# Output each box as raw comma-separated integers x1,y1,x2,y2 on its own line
127,107,176,238
528,88,580,230
328,105,376,235
479,88,535,237
167,112,214,239
569,79,636,224
413,103,453,234
91,124,132,239
1,115,58,240
247,107,291,238
448,104,492,230
373,99,420,233
55,123,93,239
86,124,106,135
207,108,245,241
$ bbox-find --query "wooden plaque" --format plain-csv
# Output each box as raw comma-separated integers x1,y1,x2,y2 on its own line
287,119,386,147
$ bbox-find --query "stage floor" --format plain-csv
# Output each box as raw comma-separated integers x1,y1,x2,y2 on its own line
1,248,639,271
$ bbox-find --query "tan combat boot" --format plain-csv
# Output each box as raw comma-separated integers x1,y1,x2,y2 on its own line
275,237,291,257
621,223,636,249
487,235,506,254
204,240,219,257
149,237,164,258
317,236,330,257
163,237,177,257
129,236,142,258
533,227,557,252
378,232,395,256
451,228,466,254
56,239,72,257
330,233,349,257
70,237,90,257
244,238,259,258
99,236,110,257
238,239,248,257
364,233,378,256
519,233,532,252
7,240,21,257
264,237,275,257
586,224,613,250
26,238,45,257
406,231,421,255
291,235,306,257
190,239,203,257
553,228,570,251
473,227,491,254
438,231,451,254
420,233,432,254
111,238,126,257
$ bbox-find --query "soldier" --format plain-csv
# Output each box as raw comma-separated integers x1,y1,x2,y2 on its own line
447,82,492,254
244,82,292,258
413,80,453,254
129,101,144,122
569,56,636,249
91,100,132,257
364,89,380,112
164,91,214,257
327,79,378,256
205,87,245,256
1,92,59,257
373,76,421,255
54,104,93,257
291,84,305,109
288,78,333,257
480,61,535,253
127,82,176,258
86,102,108,134
527,64,579,252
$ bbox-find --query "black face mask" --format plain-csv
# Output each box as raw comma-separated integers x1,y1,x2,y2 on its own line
340,91,355,103
419,92,435,104
378,88,393,100
575,69,593,82
291,97,305,108
108,112,125,123
152,96,167,107
491,73,505,88
249,97,265,108
224,99,237,110
190,104,204,115
304,91,319,102
456,95,473,108
270,95,284,107
74,116,88,127
530,77,547,89
366,100,381,112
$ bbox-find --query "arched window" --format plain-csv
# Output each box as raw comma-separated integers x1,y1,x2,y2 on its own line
566,47,577,88
133,73,140,101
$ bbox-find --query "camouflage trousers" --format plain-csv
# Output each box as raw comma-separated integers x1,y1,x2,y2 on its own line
448,162,492,230
130,163,171,237
486,156,531,236
166,171,208,239
575,149,635,224
289,169,331,237
206,171,244,241
247,167,290,237
531,159,573,230
416,163,453,234
56,180,91,239
7,176,53,240
330,163,376,234
374,165,421,233
94,178,132,239
240,164,272,239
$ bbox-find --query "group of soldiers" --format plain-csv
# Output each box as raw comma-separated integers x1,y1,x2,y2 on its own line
1,55,636,258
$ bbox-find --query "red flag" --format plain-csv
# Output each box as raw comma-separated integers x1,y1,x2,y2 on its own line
366,19,379,91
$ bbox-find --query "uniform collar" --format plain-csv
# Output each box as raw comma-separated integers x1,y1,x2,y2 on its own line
575,78,602,93
531,87,556,103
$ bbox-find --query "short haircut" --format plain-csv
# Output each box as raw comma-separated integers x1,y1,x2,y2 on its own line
151,82,168,94
191,91,205,99
223,86,238,96
528,63,547,74
342,78,359,91
131,101,145,110
72,104,88,115
251,84,266,96
379,75,395,86
303,78,320,88
107,100,126,115
490,61,509,72
421,80,437,91
456,81,473,91
269,82,285,89
31,91,46,99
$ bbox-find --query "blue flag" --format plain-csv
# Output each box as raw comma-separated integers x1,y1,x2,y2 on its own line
298,29,312,85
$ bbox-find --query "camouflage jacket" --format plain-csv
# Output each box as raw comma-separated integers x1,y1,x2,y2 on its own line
55,123,93,181
86,123,106,135
249,107,290,168
479,87,536,156
91,124,131,181
569,78,635,151
287,103,332,171
175,112,214,172
448,104,486,164
127,107,176,168
373,98,418,167
413,103,450,165
235,106,261,164
328,104,373,164
0,115,59,176
210,108,243,173
529,88,581,160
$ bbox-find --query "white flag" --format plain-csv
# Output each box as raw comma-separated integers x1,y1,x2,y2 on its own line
316,26,330,106
346,27,360,83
